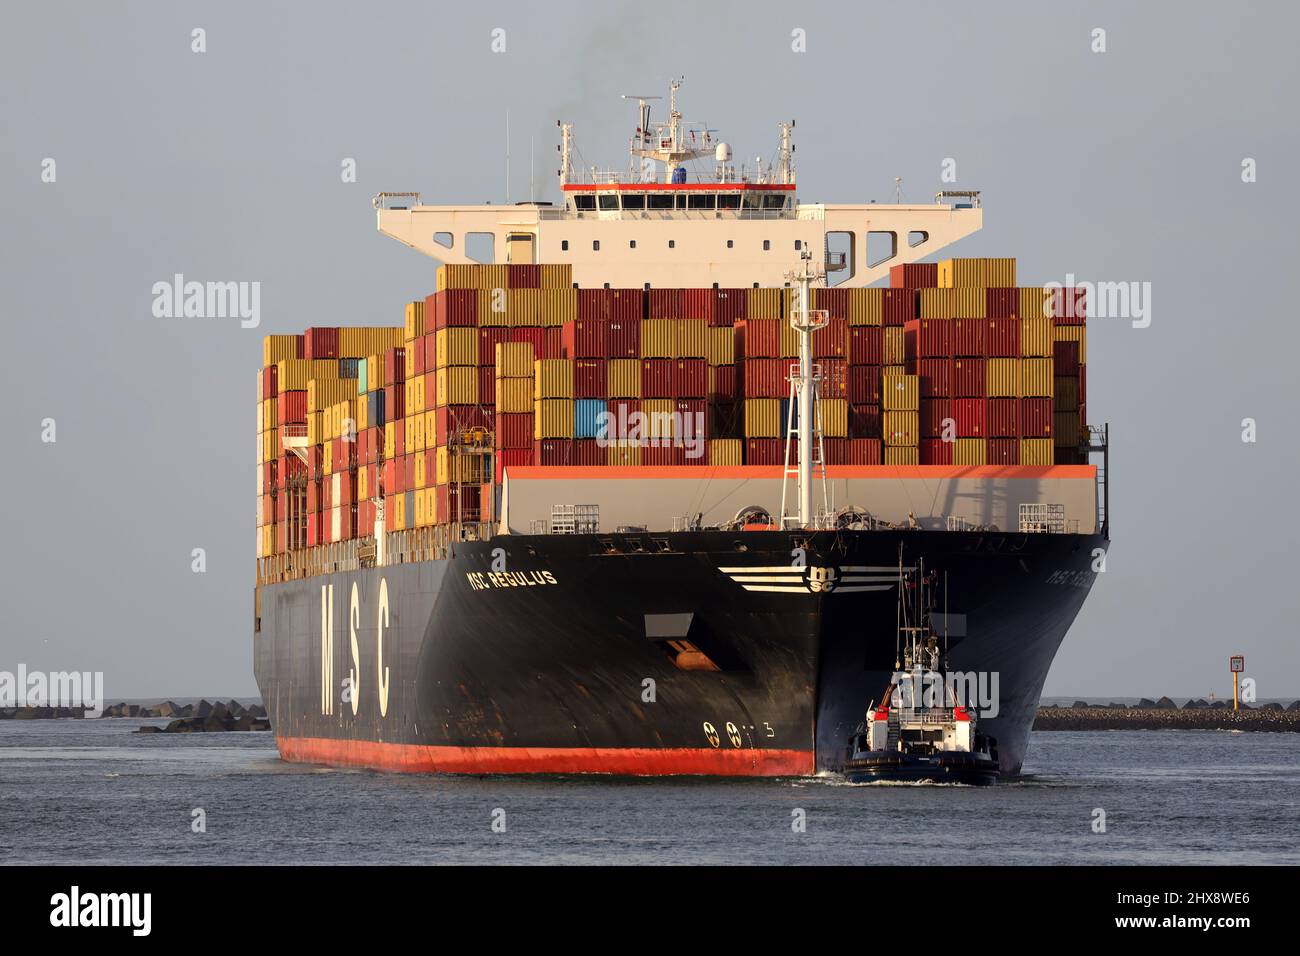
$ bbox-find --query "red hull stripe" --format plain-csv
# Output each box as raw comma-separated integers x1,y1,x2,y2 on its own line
278,736,814,777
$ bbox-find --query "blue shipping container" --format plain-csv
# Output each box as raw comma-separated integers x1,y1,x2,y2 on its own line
574,399,608,439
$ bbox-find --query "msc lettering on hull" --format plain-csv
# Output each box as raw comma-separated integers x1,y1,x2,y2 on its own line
319,578,392,717
466,570,558,591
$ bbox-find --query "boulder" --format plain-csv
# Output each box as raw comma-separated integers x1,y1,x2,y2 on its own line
177,704,194,717
210,701,229,719
249,704,267,718
1138,698,1156,708
227,700,246,717
252,718,272,731
195,699,213,718
137,725,162,734
1260,702,1283,711
1183,698,1208,709
1153,696,1177,709
156,701,179,717
1210,700,1228,709
1287,700,1300,712
1071,700,1091,709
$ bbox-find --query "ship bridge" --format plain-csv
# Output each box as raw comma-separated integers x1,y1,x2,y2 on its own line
374,80,982,287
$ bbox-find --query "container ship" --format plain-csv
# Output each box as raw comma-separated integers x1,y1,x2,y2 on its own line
254,83,1106,777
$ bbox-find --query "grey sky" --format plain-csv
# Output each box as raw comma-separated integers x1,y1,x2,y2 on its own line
2,1,1296,699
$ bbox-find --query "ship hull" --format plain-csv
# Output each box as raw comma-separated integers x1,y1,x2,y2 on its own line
255,529,1102,776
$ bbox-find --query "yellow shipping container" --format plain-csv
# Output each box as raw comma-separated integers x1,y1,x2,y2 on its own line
1054,411,1081,447
607,441,642,467
307,378,358,413
539,288,577,326
476,287,509,327
306,412,321,446
424,410,437,445
1019,438,1054,465
404,301,425,341
413,487,426,526
748,288,782,320
986,358,1019,397
984,258,1017,288
366,354,385,391
709,438,743,466
883,411,919,446
507,288,542,327
1054,325,1087,363
534,399,575,439
411,413,425,452
706,327,735,366
677,319,707,358
953,438,987,465
1020,317,1054,357
1019,358,1054,398
640,399,675,440
534,359,574,399
357,465,368,501
435,446,449,485
607,358,642,398
821,399,849,438
263,334,300,368
953,287,986,319
263,427,277,462
355,396,369,432
260,398,273,433
884,327,906,365
938,257,1016,289
277,359,341,392
744,398,782,438
918,288,953,319
848,288,884,326
390,492,406,531
438,263,507,292
496,378,533,413
384,422,395,459
1018,287,1052,320
495,342,535,378
882,372,919,411
539,264,573,289
436,366,479,406
412,374,427,414
884,445,920,465
641,319,676,358
780,317,799,358
436,328,478,368
339,328,375,358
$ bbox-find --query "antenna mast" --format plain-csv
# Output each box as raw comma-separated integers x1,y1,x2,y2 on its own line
779,251,829,528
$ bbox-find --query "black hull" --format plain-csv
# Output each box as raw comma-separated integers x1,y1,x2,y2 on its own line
254,529,1103,776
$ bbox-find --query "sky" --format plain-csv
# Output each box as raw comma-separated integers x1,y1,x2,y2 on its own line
1,0,1297,700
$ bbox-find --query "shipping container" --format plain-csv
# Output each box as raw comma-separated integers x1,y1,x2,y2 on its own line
907,318,954,362
737,319,779,358
714,288,748,325
533,399,575,439
986,397,1019,438
574,399,608,440
496,377,533,413
1054,325,1087,363
494,341,535,378
744,438,784,466
884,327,906,365
882,371,919,411
847,288,884,326
436,366,478,406
607,441,642,467
1054,376,1080,411
496,412,533,449
677,319,707,358
742,358,788,399
534,359,574,400
849,326,883,365
1054,410,1081,447
986,358,1019,397
747,288,782,321
883,410,919,446
953,438,987,466
641,359,674,398
918,289,952,320
641,318,676,358
709,438,742,466
647,288,682,320
844,437,882,464
673,358,707,398
883,446,920,465
920,398,952,437
1019,317,1054,357
881,288,915,326
889,262,938,289
561,319,605,359
953,397,987,438
986,287,1018,319
573,358,608,398
608,318,640,358
987,438,1019,465
1020,397,1054,439
539,288,577,326
1019,438,1054,465
706,327,736,366
1019,358,1054,398
744,398,782,438
431,289,478,328
709,365,738,403
920,438,953,465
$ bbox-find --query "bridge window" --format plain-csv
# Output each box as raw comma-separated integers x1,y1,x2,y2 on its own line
593,240,600,251
648,194,674,210
598,194,619,211
717,194,741,210
572,194,596,211
675,194,688,209
744,193,763,210
763,194,787,210
688,193,716,210
622,194,646,210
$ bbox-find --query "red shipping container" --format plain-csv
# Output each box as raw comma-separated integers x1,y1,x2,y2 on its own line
478,367,495,407
848,364,882,405
1052,287,1087,325
952,318,986,357
882,288,915,326
542,327,563,359
985,319,1019,357
641,359,674,398
610,289,644,323
673,399,707,441
849,404,881,439
479,327,511,367
921,398,952,438
431,289,477,329
383,458,403,496
336,471,354,507
815,287,850,321
1053,340,1080,373
562,319,606,359
849,326,883,365
384,347,406,384
508,325,543,360
813,316,848,358
844,437,882,464
436,484,480,523
304,327,340,360
391,418,406,458
919,438,953,465
495,448,534,483
573,439,603,466
607,318,640,358
913,358,951,398
986,398,1019,438
358,501,373,532
262,364,278,400
263,460,278,490
643,444,685,466
307,479,321,512
986,287,1018,319
673,359,707,398
819,358,848,399
987,438,1019,464
953,398,987,438
951,357,987,397
383,384,405,422
904,318,951,359
409,335,426,376
277,390,307,425
403,453,415,492
356,428,369,466
1019,397,1053,439
305,511,321,548
742,358,787,398
576,289,610,322
648,288,682,318
820,438,848,464
737,319,780,358
507,264,540,288
574,358,608,398
889,263,939,289
745,438,784,465
434,405,485,445
709,364,738,402
715,288,748,326
533,439,574,466
682,288,714,321
1079,366,1087,404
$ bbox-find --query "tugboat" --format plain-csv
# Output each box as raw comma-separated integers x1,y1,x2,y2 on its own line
841,561,1000,786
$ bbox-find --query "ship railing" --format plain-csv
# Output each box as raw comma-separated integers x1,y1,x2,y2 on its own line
372,191,422,210
1018,503,1078,534
566,209,794,222
894,707,956,725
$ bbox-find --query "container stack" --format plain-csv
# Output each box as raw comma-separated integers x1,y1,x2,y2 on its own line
890,258,1088,467
258,258,1089,560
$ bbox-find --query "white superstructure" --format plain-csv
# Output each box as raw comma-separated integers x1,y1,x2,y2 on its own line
374,80,983,288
